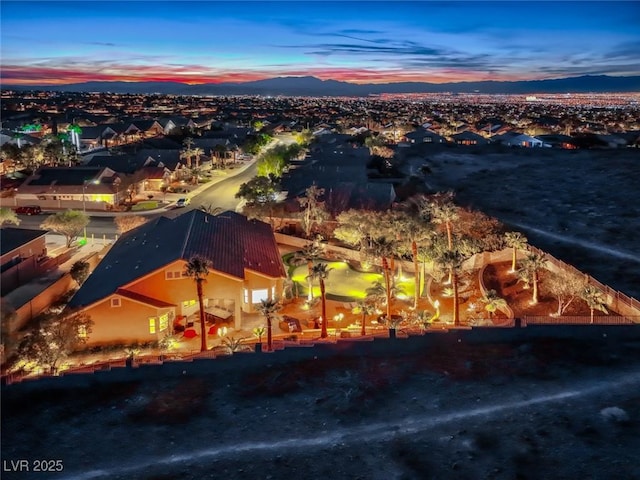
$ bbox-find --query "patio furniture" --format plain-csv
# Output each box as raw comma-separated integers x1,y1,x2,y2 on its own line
183,329,198,339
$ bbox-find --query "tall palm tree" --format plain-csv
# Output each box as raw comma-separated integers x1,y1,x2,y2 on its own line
480,289,508,319
581,285,608,323
437,250,464,326
521,253,547,304
369,237,396,320
192,147,204,168
68,124,82,150
184,256,211,352
257,298,281,351
308,263,331,338
291,238,324,301
505,231,528,272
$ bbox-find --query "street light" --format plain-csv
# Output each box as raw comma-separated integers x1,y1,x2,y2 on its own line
82,179,99,240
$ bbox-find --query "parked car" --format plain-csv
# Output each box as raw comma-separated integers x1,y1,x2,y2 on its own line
175,198,190,208
14,205,42,215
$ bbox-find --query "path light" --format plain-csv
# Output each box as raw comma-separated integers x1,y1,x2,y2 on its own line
217,326,228,338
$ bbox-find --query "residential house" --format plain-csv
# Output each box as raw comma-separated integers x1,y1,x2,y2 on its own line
451,131,488,146
14,166,121,210
0,227,48,295
404,128,447,145
66,210,287,346
130,120,164,137
494,132,550,148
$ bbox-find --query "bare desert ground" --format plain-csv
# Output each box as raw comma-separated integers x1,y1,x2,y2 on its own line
2,331,640,480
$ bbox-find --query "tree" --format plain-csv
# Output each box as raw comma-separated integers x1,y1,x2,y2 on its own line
291,238,324,301
294,128,313,147
369,237,396,320
355,299,377,336
1,299,18,363
520,252,547,304
0,208,20,226
437,249,464,326
40,210,89,248
184,256,211,352
256,298,281,351
581,284,608,323
505,231,528,272
236,175,280,205
18,310,93,374
257,150,287,178
480,289,508,319
297,183,328,238
70,260,90,287
428,193,459,251
308,263,331,338
199,204,223,216
114,215,147,234
542,270,586,316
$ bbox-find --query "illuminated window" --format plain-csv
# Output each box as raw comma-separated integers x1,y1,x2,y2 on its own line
78,325,88,338
149,318,156,334
182,299,196,307
159,313,169,331
271,286,276,299
111,298,121,307
252,289,268,303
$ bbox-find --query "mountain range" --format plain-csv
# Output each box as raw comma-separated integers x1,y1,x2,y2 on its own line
3,75,640,96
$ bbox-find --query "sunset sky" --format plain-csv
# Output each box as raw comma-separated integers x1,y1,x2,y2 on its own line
2,1,639,86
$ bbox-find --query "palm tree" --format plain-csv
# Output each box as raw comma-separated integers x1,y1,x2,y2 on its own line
429,195,459,251
184,256,211,352
291,238,324,301
437,250,464,326
581,284,608,323
256,298,281,351
192,147,204,168
521,253,547,304
67,124,82,150
369,237,396,320
308,263,331,338
505,231,528,272
480,289,508,319
355,299,377,336
181,137,195,168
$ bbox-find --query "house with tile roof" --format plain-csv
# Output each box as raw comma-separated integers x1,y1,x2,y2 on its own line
66,210,286,346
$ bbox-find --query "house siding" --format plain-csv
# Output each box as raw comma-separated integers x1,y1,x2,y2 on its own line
84,296,172,346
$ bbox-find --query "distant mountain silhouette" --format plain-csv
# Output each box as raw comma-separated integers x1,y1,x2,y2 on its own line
4,75,639,95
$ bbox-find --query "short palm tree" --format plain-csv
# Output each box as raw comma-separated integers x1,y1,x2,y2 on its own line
291,239,324,301
480,289,508,319
581,285,608,323
308,263,331,338
355,299,377,336
505,231,528,272
184,256,211,352
256,298,281,351
521,253,547,304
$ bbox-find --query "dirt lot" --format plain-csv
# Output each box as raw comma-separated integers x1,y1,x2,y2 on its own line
2,333,640,480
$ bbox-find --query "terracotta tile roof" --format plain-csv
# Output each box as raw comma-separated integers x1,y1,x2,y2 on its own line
68,210,285,309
